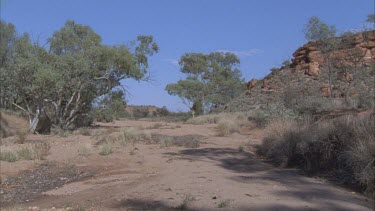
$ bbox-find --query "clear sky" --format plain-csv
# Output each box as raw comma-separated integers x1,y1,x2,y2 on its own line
1,0,374,111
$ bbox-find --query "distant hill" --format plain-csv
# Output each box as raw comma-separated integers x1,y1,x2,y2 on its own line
218,30,375,112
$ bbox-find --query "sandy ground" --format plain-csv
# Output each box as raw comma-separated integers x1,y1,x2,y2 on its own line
1,119,374,210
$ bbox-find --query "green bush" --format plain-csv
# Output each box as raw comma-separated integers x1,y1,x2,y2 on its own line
92,108,114,123
132,107,149,119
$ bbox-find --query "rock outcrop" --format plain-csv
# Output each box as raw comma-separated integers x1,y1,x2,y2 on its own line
220,31,375,113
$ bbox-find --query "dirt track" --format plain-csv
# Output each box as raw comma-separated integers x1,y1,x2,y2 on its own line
1,120,374,210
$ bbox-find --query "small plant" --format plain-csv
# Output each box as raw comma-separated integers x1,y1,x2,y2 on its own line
99,143,113,156
17,146,33,160
123,128,138,140
78,145,91,157
159,137,173,147
217,199,232,208
215,119,239,137
238,145,245,152
176,194,195,210
0,151,18,162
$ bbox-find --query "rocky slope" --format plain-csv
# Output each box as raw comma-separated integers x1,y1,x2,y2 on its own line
219,30,375,112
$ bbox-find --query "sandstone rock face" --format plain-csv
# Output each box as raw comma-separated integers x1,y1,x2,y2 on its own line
304,62,320,76
216,31,375,113
291,30,375,76
246,78,258,89
321,84,332,97
261,79,270,89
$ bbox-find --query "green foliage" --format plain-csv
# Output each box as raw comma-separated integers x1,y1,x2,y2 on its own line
0,20,158,130
91,90,129,122
166,52,245,114
191,101,204,116
304,16,336,41
132,107,149,119
157,106,169,116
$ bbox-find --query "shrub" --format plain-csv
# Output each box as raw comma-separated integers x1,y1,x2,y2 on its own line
92,108,114,123
78,145,91,157
216,119,240,137
248,103,298,127
0,151,18,162
259,112,375,198
159,136,174,148
176,194,195,210
186,112,251,125
17,146,33,160
17,143,51,160
99,143,113,156
217,199,232,208
157,106,170,116
132,107,149,119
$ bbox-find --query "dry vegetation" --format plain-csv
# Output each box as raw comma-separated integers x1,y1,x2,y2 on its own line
186,112,251,136
0,142,51,162
258,112,375,198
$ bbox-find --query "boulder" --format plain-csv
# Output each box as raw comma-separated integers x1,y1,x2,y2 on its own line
307,51,324,63
261,79,270,89
305,62,320,76
321,84,331,97
246,78,258,89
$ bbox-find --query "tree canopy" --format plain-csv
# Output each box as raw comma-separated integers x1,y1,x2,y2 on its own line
304,16,337,41
0,20,158,131
165,52,245,114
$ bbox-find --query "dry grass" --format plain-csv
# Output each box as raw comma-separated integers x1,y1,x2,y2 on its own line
0,111,29,138
159,136,174,148
149,122,164,129
217,199,233,208
99,143,113,156
18,143,51,160
176,194,195,210
77,127,91,136
51,127,71,137
216,119,240,136
258,112,375,198
0,150,18,162
0,142,51,162
78,145,91,157
186,112,250,136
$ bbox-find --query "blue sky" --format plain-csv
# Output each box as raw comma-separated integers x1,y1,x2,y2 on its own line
1,0,373,111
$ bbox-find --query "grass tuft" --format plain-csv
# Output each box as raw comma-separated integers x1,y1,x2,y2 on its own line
99,143,113,156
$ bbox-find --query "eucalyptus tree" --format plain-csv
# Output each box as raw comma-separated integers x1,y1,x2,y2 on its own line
304,16,336,41
165,52,245,114
0,20,158,131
